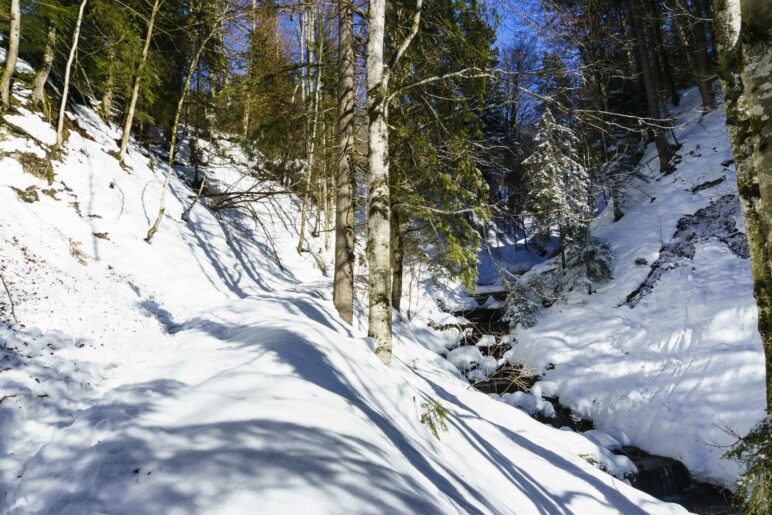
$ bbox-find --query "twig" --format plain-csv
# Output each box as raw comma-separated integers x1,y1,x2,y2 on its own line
0,271,18,324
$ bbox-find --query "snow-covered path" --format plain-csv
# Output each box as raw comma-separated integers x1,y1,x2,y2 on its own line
7,288,684,514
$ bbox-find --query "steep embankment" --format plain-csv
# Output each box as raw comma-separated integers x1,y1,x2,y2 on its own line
502,87,766,489
0,69,688,512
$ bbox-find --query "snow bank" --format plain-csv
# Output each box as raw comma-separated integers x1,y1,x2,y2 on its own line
507,87,766,489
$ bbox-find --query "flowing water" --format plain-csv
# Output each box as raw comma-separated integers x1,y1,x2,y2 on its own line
440,293,737,514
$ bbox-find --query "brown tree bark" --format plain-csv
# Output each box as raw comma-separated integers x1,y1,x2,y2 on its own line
630,1,674,173
32,23,56,110
690,0,717,110
119,0,163,163
647,0,680,106
333,0,356,324
0,0,21,110
391,209,404,312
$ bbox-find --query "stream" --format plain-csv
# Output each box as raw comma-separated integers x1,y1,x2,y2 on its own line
438,290,737,514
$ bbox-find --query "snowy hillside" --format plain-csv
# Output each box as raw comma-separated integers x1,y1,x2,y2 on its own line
504,87,766,489
0,75,691,512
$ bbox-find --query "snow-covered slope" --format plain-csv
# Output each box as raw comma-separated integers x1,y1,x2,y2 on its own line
0,80,688,511
506,87,766,489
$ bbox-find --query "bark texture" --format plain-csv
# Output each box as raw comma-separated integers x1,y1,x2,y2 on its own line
714,0,772,411
119,0,162,162
146,24,217,243
366,0,392,364
333,0,356,324
391,209,404,312
1,0,21,110
56,0,88,147
630,0,673,172
689,0,717,110
32,24,56,109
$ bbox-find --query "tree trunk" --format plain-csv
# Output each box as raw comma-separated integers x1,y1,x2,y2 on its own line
119,0,162,163
297,0,322,254
689,0,717,110
366,0,393,364
242,0,258,137
647,0,680,106
56,0,88,148
714,0,772,412
101,44,115,121
1,0,21,110
559,224,566,273
333,0,356,324
32,23,56,110
391,210,404,312
146,24,218,243
630,1,673,173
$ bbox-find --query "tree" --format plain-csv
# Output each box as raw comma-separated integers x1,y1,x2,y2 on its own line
0,0,20,110
630,0,674,173
146,3,230,242
333,0,356,324
366,0,393,364
673,0,716,111
524,107,591,271
31,16,57,109
56,0,88,148
714,0,772,414
119,0,163,163
385,0,494,317
365,0,423,365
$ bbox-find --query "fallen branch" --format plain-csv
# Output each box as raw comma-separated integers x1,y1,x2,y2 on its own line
0,270,18,324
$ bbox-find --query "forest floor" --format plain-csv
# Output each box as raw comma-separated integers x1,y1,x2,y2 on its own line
0,69,692,513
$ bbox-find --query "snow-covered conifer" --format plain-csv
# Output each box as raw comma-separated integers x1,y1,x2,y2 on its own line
524,107,591,270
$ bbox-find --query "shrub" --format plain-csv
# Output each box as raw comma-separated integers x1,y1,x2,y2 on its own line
420,398,449,440
724,416,771,514
503,284,538,332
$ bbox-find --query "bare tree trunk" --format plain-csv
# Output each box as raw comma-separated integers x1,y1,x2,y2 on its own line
297,0,323,253
1,0,21,110
242,0,258,137
689,0,717,110
333,0,356,324
630,1,673,173
672,1,713,110
146,24,219,243
56,0,88,148
32,23,56,110
714,0,772,412
119,0,163,163
101,44,115,121
647,0,680,106
366,0,393,364
391,209,404,312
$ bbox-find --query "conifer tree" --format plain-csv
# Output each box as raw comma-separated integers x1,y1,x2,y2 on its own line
524,107,591,270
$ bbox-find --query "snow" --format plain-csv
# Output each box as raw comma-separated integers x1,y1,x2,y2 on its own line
0,46,35,75
505,87,766,489
3,108,57,147
476,335,497,347
447,346,497,377
0,73,687,512
500,391,556,419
